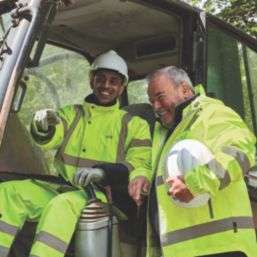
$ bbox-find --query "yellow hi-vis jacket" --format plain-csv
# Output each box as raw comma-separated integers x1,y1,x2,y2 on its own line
0,98,152,257
35,99,152,183
148,86,257,257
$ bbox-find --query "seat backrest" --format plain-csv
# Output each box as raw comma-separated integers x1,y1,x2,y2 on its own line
122,103,155,138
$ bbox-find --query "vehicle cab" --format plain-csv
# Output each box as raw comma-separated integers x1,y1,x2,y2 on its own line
0,0,257,256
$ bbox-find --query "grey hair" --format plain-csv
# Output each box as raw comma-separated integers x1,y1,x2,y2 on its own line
147,66,194,93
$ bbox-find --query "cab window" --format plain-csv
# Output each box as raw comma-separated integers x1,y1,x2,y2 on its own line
127,79,149,104
7,44,91,175
207,24,257,134
0,13,12,36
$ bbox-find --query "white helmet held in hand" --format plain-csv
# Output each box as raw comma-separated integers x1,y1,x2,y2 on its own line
90,50,128,84
164,139,213,208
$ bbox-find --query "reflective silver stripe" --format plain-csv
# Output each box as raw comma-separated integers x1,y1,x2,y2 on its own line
56,153,111,168
35,231,68,254
156,156,230,190
0,245,9,257
206,159,231,190
161,216,254,246
29,255,40,257
55,105,83,162
223,146,251,175
156,175,164,186
0,220,18,236
60,117,68,135
129,139,152,148
116,113,133,163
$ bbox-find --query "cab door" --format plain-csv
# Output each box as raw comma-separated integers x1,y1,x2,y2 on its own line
206,14,257,136
205,11,257,228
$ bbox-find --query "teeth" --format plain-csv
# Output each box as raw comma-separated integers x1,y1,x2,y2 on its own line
100,91,110,95
159,111,167,116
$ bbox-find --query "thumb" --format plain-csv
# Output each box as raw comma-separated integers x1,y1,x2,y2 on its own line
142,180,149,194
166,176,175,185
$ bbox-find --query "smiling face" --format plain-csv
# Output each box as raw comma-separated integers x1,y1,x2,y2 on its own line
148,73,193,128
90,69,125,105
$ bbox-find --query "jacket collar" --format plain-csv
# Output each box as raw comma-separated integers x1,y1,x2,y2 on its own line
83,94,120,115
173,94,198,127
162,94,198,141
85,94,118,107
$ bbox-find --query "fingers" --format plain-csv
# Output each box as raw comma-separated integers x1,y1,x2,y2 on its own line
73,171,80,185
128,182,134,198
142,180,149,195
166,176,194,202
166,176,175,186
73,169,89,186
34,109,60,132
47,110,61,126
82,173,91,187
73,168,104,188
128,177,149,207
34,110,48,131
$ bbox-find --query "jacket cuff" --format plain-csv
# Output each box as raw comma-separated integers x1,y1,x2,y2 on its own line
94,163,129,186
129,168,152,182
30,124,55,144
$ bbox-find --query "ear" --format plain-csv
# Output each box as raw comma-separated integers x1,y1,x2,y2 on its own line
180,82,192,99
89,71,95,89
90,78,94,89
118,85,125,95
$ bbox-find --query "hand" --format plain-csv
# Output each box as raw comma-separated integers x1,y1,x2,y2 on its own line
33,109,60,132
166,175,194,202
73,168,105,187
128,176,150,207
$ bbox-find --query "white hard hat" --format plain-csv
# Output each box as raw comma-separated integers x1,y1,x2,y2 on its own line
164,139,213,208
91,50,128,84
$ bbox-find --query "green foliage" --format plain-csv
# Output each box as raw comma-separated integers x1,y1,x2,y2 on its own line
128,79,149,104
187,0,257,39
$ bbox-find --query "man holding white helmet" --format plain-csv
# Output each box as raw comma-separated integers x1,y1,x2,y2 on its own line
129,66,257,257
0,50,152,257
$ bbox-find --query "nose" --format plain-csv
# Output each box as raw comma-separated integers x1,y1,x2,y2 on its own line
102,79,111,88
152,101,161,112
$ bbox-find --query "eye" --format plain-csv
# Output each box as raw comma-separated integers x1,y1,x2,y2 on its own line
95,74,106,84
109,78,122,86
158,94,166,100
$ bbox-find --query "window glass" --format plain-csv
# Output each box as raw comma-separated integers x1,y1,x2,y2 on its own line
0,13,12,37
127,79,150,104
207,24,257,133
20,44,91,125
17,44,91,174
241,47,257,133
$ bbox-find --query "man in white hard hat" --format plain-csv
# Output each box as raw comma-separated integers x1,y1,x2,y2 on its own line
0,50,152,257
129,66,257,257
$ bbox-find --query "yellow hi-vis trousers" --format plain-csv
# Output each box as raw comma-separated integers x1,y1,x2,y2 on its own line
0,179,105,257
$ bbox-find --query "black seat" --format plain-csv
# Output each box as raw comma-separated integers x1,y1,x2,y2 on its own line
122,103,155,137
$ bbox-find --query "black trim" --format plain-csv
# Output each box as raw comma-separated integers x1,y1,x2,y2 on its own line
95,163,129,186
30,125,55,144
